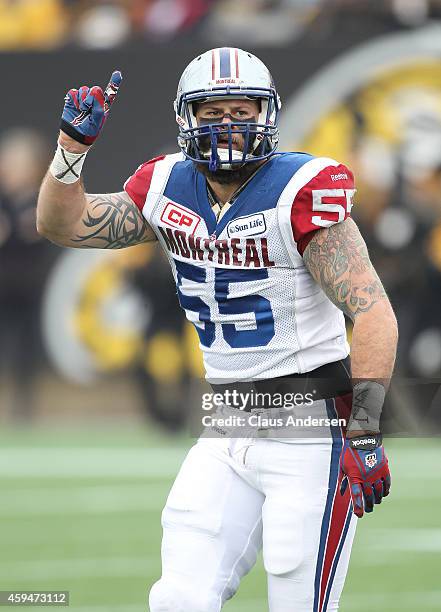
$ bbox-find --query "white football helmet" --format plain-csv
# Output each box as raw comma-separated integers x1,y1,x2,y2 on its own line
174,48,281,171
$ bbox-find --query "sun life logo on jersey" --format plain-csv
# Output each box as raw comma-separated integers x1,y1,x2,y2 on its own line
365,452,377,469
160,201,201,235
226,213,267,238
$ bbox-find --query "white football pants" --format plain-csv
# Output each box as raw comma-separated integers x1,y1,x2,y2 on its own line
149,403,357,612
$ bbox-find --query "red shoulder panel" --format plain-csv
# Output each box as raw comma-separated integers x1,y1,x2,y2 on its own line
123,155,166,211
291,163,355,255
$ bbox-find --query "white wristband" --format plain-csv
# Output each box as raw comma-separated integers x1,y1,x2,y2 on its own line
49,144,88,184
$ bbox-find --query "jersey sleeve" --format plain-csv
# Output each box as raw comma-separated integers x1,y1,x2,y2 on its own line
280,158,356,257
123,155,165,212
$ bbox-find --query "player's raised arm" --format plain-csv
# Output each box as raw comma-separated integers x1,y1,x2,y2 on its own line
37,71,156,248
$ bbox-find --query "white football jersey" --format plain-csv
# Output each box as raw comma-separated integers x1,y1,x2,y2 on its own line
124,152,355,383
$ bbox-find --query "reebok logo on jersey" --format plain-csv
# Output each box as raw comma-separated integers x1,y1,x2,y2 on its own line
226,213,267,238
330,173,349,181
160,201,201,234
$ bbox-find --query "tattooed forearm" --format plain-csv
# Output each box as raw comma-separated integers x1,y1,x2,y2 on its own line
303,218,387,319
72,192,156,249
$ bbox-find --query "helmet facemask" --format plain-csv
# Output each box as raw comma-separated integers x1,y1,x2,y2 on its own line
175,88,280,171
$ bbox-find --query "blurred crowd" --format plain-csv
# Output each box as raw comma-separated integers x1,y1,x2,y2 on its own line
349,104,441,379
2,0,441,50
0,129,57,419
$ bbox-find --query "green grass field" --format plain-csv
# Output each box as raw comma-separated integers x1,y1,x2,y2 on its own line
1,428,440,611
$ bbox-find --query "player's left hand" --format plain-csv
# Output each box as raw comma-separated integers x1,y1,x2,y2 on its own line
339,433,391,518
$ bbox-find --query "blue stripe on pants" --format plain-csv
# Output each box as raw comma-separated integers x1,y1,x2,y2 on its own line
321,508,352,610
313,399,343,612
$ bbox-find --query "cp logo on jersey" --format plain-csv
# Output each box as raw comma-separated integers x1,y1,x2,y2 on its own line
160,201,201,234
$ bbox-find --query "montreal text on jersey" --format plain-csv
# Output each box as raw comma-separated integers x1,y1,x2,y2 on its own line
158,226,275,268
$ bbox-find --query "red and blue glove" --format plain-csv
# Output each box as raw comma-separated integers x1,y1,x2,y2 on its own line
339,433,391,518
60,70,122,146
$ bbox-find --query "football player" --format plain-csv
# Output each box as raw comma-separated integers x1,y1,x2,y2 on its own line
37,48,398,611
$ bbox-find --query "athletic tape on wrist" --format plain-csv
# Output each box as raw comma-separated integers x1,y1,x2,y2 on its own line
347,381,385,433
49,144,88,184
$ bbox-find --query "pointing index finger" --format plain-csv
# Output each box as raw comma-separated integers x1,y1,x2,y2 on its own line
104,70,123,111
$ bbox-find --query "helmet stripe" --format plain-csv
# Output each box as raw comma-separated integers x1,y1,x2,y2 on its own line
219,47,231,78
211,49,215,80
234,48,239,78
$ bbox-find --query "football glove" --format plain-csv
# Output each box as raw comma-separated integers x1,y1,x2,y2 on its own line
339,433,391,518
60,70,122,146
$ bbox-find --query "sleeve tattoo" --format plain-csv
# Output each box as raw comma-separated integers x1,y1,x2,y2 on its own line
72,192,155,249
303,218,387,320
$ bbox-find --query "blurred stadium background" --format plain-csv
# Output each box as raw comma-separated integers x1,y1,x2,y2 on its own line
1,0,441,610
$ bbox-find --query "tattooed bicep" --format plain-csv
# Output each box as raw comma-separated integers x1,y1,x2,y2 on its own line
71,191,157,249
303,218,387,320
